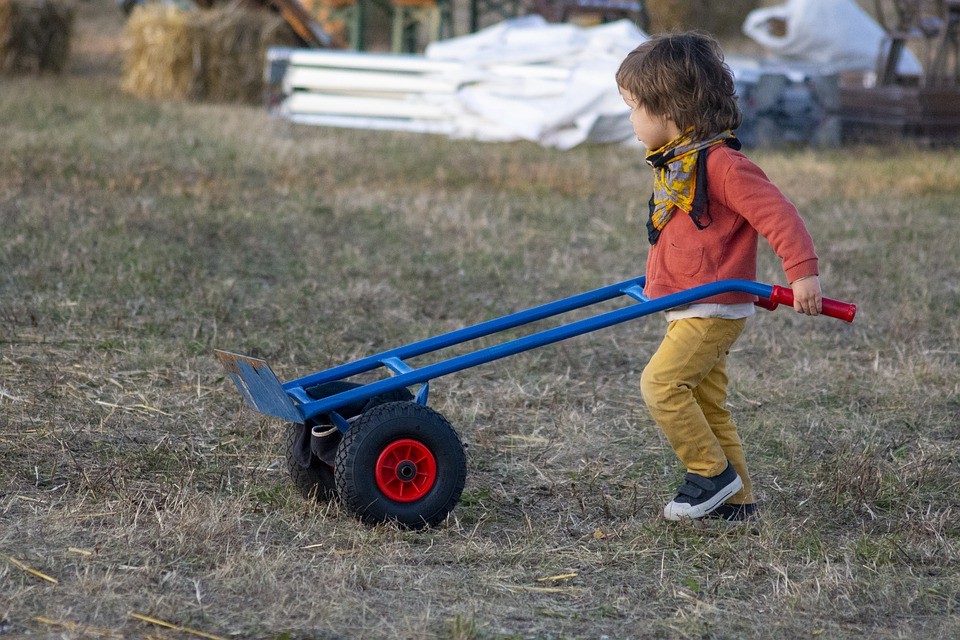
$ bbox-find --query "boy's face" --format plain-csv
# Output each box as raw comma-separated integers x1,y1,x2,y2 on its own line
620,89,681,151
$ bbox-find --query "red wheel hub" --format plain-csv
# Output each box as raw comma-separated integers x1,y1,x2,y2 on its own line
375,439,437,502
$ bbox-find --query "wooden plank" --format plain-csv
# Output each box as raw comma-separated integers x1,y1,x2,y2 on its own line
288,50,462,74
287,113,459,134
285,49,572,80
284,67,461,94
840,83,960,144
269,0,332,48
841,86,960,117
283,93,451,119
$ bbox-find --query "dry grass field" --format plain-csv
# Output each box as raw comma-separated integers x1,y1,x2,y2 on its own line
2,2,959,638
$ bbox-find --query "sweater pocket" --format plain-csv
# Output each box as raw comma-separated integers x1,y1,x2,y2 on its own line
667,243,704,278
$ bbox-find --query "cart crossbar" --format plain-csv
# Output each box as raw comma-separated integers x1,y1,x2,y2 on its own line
284,275,647,394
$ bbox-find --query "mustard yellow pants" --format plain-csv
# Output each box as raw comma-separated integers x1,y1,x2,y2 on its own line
640,317,753,504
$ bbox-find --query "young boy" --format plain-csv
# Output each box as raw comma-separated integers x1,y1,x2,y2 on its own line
616,32,823,521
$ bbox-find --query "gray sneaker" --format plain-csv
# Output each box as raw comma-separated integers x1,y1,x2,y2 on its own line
664,463,743,520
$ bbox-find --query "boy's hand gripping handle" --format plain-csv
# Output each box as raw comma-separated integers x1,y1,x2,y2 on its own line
755,285,857,322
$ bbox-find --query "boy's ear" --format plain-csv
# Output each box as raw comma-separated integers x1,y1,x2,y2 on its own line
661,114,683,138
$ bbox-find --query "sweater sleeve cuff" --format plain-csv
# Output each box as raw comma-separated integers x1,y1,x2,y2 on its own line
785,258,819,284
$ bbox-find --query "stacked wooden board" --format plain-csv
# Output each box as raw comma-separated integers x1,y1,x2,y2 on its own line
269,48,476,135
839,84,960,145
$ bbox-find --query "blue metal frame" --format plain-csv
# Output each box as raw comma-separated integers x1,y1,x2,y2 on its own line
226,277,781,425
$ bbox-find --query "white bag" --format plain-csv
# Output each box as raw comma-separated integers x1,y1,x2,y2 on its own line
742,0,922,75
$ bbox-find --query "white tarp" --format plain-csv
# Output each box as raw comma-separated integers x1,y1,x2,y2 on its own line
424,15,648,149
742,0,922,75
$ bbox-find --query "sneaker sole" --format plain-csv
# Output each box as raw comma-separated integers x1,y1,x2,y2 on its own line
663,475,744,521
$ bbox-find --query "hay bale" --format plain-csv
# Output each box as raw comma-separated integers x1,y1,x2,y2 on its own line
0,0,74,74
121,3,194,100
194,4,301,102
646,0,759,37
121,1,300,103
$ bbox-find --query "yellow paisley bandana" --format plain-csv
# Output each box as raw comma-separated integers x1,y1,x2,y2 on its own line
645,128,740,244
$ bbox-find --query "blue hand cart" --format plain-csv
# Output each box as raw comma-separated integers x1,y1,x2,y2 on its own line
216,277,855,528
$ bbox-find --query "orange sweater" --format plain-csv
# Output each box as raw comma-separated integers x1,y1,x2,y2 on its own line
643,145,819,305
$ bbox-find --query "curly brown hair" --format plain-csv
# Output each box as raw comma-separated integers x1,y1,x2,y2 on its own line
616,32,741,139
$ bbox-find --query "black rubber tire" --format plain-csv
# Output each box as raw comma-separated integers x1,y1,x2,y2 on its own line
285,382,413,502
335,401,466,529
362,387,416,412
284,424,338,501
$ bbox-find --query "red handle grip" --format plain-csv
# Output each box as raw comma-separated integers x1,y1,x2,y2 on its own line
761,285,857,323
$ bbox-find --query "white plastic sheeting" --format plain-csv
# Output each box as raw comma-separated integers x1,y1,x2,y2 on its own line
742,0,922,75
423,16,647,148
